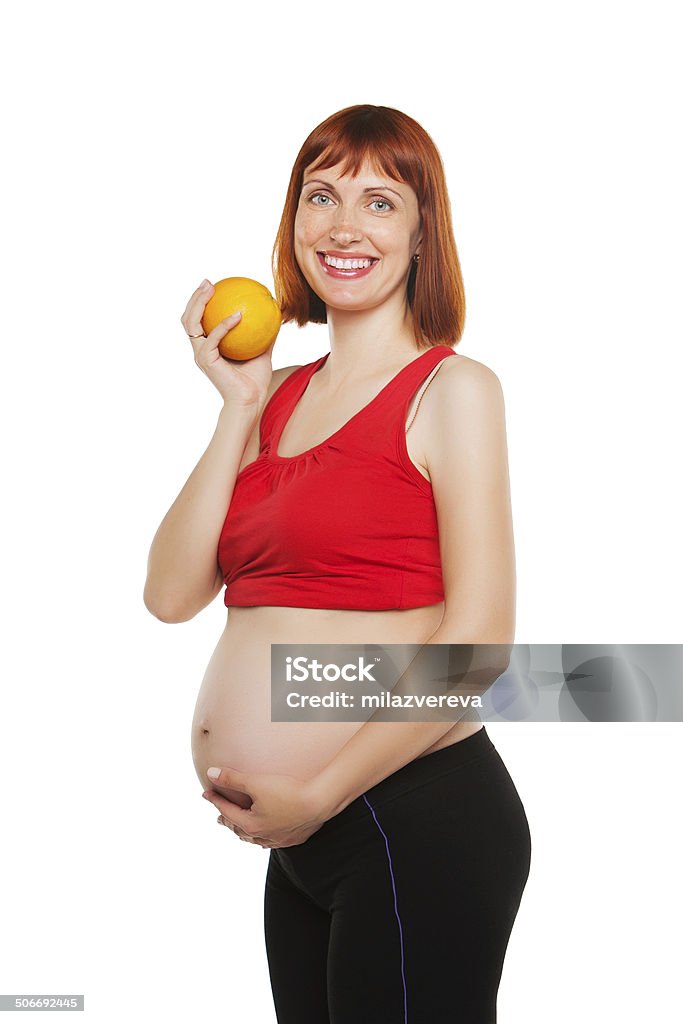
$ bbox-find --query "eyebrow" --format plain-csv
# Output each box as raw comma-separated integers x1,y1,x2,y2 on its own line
301,178,404,200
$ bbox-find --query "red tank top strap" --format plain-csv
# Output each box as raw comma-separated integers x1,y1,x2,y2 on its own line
259,358,325,452
340,344,458,451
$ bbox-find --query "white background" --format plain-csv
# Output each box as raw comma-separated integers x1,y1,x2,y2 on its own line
1,1,681,1021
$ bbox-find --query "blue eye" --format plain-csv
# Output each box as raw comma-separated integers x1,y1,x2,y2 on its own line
370,198,393,212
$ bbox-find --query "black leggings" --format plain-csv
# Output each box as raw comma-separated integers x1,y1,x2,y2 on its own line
264,726,532,1023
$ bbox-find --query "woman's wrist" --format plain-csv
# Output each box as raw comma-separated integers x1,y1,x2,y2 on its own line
218,399,261,427
304,765,355,823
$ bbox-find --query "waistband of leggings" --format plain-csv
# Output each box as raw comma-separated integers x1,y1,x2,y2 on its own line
321,725,495,831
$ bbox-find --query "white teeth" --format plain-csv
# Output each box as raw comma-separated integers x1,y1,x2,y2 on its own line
324,255,375,269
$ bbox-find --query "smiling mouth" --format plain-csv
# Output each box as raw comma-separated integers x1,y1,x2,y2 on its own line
316,252,380,278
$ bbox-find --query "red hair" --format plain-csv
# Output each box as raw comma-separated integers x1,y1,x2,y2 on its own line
272,104,466,349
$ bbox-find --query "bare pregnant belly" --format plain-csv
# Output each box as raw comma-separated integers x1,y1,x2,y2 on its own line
191,605,483,808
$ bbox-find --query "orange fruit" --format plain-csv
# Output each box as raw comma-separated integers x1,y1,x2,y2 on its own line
201,277,282,360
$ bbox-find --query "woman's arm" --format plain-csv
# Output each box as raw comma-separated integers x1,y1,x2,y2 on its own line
143,363,303,622
310,357,516,819
143,402,260,623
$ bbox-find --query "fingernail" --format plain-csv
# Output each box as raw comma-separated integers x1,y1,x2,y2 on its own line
200,279,211,289
207,767,221,779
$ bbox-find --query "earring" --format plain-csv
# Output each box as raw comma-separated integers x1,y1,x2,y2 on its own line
413,253,421,262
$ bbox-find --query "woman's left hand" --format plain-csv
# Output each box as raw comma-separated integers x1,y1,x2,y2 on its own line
201,767,328,849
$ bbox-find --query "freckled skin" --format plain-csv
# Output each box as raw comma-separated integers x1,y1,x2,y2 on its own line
293,158,423,314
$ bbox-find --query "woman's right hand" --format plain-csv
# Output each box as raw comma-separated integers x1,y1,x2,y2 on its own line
180,279,275,408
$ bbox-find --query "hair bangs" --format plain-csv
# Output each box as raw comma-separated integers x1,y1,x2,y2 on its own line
304,123,424,199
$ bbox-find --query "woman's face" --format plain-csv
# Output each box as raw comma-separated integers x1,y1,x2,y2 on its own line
293,158,423,312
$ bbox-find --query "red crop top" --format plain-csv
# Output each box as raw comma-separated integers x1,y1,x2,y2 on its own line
217,344,458,610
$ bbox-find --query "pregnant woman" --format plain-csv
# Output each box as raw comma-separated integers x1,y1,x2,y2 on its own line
144,104,531,1023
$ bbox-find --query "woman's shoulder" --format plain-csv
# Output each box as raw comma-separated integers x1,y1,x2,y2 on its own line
267,363,307,397
439,350,502,384
415,352,506,442
272,362,305,382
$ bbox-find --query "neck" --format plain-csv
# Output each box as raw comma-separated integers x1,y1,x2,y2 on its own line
323,294,421,385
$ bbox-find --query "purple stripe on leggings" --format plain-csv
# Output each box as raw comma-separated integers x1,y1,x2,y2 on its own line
362,793,408,1023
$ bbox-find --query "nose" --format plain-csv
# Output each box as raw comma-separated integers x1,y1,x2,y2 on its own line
329,212,361,247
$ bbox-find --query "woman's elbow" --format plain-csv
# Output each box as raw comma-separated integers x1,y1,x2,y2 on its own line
143,585,197,624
